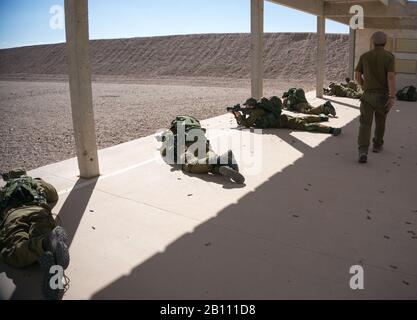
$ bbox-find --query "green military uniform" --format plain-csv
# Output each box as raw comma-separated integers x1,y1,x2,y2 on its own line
0,178,58,268
160,116,245,184
283,88,335,116
355,46,395,153
161,131,219,175
236,108,333,133
324,79,362,99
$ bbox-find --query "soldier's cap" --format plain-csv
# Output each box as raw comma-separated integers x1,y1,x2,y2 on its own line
372,31,387,46
243,98,258,106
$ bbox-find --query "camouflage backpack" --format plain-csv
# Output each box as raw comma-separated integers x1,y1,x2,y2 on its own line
255,96,283,129
163,116,208,163
169,115,202,135
396,86,417,102
0,176,47,220
282,88,308,110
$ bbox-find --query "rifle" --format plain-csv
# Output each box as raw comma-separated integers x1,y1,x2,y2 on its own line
226,104,253,115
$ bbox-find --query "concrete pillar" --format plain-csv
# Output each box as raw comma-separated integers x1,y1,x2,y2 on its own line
251,0,264,99
316,16,326,98
65,0,100,179
348,28,356,79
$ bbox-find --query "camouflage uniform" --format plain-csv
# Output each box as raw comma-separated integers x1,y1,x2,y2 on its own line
161,133,219,175
235,107,337,134
283,88,336,116
160,125,244,184
0,178,58,268
324,79,362,99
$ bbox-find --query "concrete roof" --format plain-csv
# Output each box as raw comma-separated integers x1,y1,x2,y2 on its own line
1,92,417,299
268,0,417,30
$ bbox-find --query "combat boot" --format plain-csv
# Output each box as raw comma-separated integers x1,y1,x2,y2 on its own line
39,251,66,300
218,166,245,184
324,101,337,117
359,153,368,164
43,226,70,270
373,145,383,153
330,128,342,136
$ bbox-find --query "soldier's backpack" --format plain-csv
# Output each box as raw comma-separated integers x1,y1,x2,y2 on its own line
163,116,208,163
396,86,417,102
0,176,47,221
169,115,202,135
255,96,283,129
282,88,308,110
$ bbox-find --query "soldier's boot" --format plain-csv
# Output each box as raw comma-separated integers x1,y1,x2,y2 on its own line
43,226,70,270
218,166,245,184
373,145,384,153
329,128,342,136
319,114,329,122
217,150,239,172
324,101,337,117
359,153,368,164
39,252,66,300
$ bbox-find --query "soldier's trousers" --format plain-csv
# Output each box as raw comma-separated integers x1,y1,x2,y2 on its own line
0,206,56,268
293,102,326,115
358,91,388,153
279,114,331,134
182,150,218,174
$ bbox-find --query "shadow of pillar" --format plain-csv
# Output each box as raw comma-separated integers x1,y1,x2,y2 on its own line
57,178,98,247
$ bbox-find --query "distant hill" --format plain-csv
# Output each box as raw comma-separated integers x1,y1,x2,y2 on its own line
0,33,349,81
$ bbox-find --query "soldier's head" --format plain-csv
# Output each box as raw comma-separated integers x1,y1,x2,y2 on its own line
372,31,387,47
345,77,351,83
243,98,258,108
1,168,27,181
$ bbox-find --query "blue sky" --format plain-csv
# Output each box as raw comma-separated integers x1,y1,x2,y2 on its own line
0,0,349,49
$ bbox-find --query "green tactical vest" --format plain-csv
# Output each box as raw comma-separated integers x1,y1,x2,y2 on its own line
396,86,417,102
255,96,283,129
282,88,308,110
0,176,47,223
163,116,208,163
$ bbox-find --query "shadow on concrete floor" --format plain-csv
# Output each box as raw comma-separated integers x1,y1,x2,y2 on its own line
324,97,362,110
91,102,417,299
57,178,98,246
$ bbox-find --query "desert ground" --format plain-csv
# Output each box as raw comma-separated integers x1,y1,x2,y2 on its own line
0,33,348,171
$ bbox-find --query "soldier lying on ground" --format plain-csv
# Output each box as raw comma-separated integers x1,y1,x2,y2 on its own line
159,116,245,184
230,97,342,136
0,169,70,299
282,88,337,116
324,78,363,99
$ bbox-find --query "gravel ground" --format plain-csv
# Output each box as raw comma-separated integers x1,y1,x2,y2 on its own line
0,77,315,171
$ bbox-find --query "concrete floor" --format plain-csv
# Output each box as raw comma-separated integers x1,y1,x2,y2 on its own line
1,92,417,299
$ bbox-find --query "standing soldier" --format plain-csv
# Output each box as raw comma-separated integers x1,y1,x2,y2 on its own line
355,31,396,163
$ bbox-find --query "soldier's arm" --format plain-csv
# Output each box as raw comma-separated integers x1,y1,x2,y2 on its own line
355,71,364,87
354,56,364,87
235,109,265,128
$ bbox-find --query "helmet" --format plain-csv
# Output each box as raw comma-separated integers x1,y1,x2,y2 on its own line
243,98,258,107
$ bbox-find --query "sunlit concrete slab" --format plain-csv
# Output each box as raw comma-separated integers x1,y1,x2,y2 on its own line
1,93,417,299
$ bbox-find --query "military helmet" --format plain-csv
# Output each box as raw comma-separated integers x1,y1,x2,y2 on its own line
243,98,258,107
